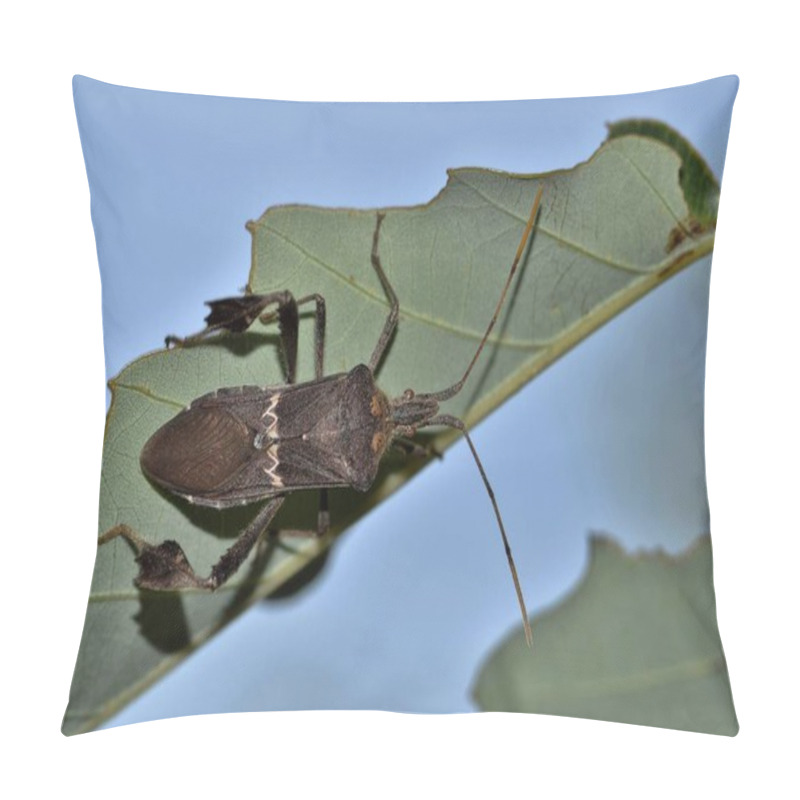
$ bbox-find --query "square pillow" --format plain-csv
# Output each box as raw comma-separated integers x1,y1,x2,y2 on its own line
64,75,738,735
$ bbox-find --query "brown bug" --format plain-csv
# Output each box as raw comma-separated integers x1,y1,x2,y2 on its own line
103,187,543,645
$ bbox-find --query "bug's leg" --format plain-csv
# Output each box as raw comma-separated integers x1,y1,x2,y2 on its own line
170,292,301,383
392,436,443,460
166,291,304,382
296,293,327,381
168,292,327,387
166,292,297,346
263,292,326,383
272,489,331,540
167,292,302,379
276,292,329,535
100,497,285,591
367,213,400,374
297,293,330,533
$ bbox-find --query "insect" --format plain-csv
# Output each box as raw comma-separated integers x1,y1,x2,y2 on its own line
102,187,543,645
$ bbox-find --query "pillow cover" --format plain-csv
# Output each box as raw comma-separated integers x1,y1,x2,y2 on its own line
64,75,738,735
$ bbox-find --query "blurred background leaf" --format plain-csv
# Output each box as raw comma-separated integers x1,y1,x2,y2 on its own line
473,534,738,735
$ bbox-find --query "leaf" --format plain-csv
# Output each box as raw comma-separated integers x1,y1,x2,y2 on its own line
472,534,739,736
607,118,720,226
63,122,718,734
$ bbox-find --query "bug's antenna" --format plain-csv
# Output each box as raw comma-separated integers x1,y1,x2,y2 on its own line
412,187,543,646
427,413,532,647
425,186,543,403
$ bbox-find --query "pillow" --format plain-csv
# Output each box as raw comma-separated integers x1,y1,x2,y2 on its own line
63,75,738,735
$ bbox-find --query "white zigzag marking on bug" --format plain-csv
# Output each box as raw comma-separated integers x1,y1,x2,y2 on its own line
260,392,283,488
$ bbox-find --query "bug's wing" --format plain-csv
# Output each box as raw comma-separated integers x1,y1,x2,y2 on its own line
141,404,250,494
140,387,291,507
272,439,354,489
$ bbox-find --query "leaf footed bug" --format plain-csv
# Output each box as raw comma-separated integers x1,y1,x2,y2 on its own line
101,187,544,646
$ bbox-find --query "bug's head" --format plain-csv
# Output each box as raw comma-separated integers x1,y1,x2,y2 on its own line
389,389,440,433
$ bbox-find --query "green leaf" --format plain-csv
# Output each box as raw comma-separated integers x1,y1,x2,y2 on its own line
472,534,739,736
63,123,718,734
607,118,720,227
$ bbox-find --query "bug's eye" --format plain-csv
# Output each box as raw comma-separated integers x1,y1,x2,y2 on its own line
403,389,415,400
